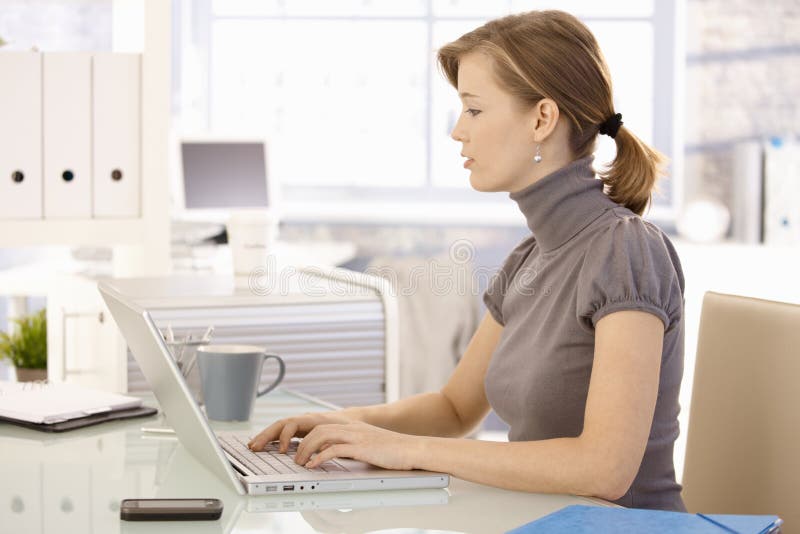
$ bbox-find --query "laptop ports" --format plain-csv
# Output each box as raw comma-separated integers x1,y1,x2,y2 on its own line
282,485,295,492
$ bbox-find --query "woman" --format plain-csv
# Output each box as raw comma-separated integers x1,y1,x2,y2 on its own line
249,10,686,511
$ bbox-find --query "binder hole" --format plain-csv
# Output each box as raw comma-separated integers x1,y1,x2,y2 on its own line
62,170,75,182
111,169,123,181
12,171,24,183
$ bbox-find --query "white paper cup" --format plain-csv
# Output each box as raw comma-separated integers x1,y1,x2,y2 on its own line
227,210,280,277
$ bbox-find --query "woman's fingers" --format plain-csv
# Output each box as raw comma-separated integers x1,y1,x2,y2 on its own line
249,416,307,451
247,420,283,450
248,411,351,452
305,444,355,468
295,424,352,465
278,420,300,453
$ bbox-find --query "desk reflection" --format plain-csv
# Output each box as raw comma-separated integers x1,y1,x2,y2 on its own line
0,422,158,534
1,394,608,534
155,436,599,534
153,437,450,533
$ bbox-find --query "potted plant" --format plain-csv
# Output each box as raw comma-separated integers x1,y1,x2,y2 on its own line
0,309,48,382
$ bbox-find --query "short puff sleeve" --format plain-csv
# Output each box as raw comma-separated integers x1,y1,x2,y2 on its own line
576,214,684,332
483,235,537,326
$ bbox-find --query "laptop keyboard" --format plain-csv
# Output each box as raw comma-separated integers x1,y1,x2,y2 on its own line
217,434,350,476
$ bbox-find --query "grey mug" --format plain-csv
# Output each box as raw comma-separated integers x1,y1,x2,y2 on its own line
196,344,286,421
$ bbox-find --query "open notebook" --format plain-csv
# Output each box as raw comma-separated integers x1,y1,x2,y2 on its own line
0,381,151,428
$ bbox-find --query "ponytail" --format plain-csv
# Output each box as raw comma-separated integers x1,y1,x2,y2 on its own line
598,124,669,216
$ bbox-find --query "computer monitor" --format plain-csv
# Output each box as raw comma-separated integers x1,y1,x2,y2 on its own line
172,135,280,223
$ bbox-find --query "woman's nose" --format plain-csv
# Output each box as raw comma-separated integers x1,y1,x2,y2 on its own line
450,114,466,142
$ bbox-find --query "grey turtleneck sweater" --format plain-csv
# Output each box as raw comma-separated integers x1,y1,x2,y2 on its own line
483,156,686,511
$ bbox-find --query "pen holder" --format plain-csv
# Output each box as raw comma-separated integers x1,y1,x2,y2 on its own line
165,337,211,406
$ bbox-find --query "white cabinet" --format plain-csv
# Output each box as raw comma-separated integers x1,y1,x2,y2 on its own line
47,274,129,393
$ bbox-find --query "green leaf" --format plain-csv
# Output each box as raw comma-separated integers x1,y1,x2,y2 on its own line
0,309,47,369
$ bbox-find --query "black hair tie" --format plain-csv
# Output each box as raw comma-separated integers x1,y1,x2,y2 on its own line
599,112,623,139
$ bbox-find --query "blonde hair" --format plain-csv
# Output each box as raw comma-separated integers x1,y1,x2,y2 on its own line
437,10,667,216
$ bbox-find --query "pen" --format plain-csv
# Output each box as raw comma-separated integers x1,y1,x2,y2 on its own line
141,426,175,435
183,353,198,376
696,513,744,534
176,334,192,364
202,325,214,342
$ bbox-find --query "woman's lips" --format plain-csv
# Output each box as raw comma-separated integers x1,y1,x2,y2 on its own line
464,158,474,168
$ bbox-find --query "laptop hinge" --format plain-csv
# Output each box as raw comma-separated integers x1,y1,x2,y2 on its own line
223,450,254,477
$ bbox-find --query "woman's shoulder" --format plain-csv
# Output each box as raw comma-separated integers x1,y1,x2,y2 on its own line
575,207,686,331
509,232,538,256
486,233,537,291
492,232,537,272
590,206,676,247
584,206,684,287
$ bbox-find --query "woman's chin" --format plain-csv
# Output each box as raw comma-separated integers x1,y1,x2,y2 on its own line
469,173,502,193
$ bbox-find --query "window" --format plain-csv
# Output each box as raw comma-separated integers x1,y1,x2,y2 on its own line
173,0,683,224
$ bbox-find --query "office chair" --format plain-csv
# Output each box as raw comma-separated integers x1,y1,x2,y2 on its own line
682,292,800,530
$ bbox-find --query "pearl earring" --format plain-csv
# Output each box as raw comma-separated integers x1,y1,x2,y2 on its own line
533,144,542,163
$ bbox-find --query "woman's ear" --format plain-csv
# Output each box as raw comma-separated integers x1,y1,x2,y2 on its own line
531,98,560,143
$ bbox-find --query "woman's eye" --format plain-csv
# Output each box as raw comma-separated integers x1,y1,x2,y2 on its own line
465,109,481,117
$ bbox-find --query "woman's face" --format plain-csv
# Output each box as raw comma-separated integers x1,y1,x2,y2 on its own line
450,52,540,193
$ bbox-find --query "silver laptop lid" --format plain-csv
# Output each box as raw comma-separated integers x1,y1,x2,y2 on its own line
98,281,247,495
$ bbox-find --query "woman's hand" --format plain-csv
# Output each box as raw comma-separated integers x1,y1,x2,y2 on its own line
247,411,355,453
293,421,423,471
249,412,424,471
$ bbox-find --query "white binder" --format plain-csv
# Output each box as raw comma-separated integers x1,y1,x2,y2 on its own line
730,141,764,244
43,52,92,218
92,53,141,218
763,139,800,245
0,52,42,219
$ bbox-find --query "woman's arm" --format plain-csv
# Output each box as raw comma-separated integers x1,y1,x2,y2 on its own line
249,312,503,451
343,311,502,437
297,310,663,501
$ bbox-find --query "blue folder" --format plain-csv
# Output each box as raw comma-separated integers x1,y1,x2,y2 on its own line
508,505,782,534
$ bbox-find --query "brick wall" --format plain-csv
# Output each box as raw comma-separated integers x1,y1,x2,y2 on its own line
684,0,800,204
0,0,111,52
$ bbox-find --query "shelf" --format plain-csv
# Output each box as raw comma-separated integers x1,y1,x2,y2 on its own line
0,0,171,266
0,219,147,247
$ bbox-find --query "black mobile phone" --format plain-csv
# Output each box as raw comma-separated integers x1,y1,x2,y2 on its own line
119,498,223,521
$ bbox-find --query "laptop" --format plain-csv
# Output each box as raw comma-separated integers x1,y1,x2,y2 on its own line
99,281,450,496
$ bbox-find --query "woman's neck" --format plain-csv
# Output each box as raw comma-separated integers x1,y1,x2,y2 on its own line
509,140,577,194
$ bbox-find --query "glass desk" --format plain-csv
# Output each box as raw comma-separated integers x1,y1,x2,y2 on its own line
0,388,612,533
